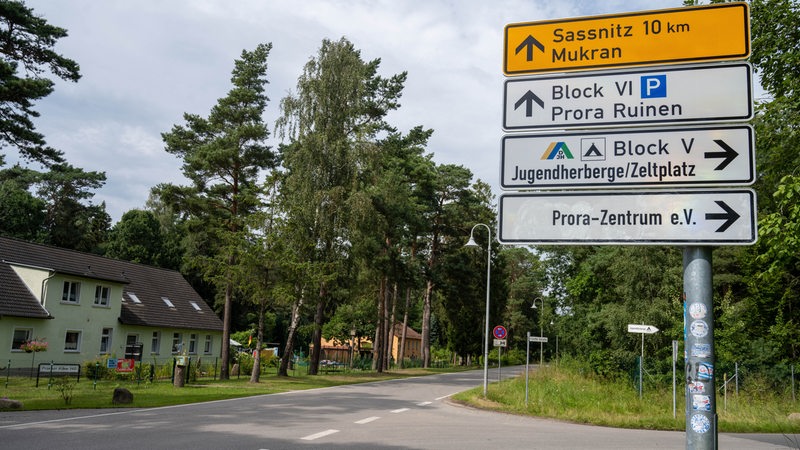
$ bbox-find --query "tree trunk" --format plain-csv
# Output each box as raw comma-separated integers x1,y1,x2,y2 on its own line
386,283,397,369
373,276,386,372
308,283,326,376
399,286,411,368
220,280,233,380
250,297,266,383
278,288,304,377
422,279,433,368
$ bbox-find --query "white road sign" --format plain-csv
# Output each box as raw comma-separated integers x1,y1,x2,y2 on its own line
494,339,507,347
503,63,752,130
498,189,757,245
501,125,754,189
628,324,660,334
528,336,549,343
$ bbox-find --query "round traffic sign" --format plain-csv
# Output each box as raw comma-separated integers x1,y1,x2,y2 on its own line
493,325,507,339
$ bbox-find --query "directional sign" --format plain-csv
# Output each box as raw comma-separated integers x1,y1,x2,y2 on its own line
493,325,508,339
504,2,750,75
504,63,752,131
528,336,549,343
501,125,754,189
628,324,659,334
498,189,757,245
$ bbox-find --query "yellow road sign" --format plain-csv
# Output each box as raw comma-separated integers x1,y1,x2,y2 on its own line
504,2,749,75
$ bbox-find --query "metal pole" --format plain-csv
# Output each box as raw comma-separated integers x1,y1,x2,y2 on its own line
673,340,678,418
538,298,544,366
466,223,492,398
526,331,530,406
684,246,716,449
498,346,502,381
640,332,644,400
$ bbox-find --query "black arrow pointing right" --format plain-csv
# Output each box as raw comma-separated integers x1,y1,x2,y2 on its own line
705,200,740,232
705,139,739,170
515,35,545,62
514,90,544,117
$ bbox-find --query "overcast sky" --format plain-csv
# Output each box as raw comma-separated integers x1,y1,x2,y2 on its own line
24,0,680,223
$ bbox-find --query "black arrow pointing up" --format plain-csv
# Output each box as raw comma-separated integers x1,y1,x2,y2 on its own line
514,90,544,117
515,35,545,62
705,139,739,170
705,200,740,232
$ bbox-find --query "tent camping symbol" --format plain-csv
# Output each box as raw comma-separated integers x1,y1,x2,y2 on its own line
581,138,606,161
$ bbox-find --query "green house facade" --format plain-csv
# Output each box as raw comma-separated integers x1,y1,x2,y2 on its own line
0,237,223,374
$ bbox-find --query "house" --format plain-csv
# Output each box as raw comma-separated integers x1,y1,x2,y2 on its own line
318,323,422,364
0,237,223,375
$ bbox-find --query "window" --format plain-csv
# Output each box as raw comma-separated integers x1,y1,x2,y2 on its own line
61,281,81,303
151,331,160,354
190,301,202,311
127,292,141,303
100,328,113,353
94,285,110,306
64,331,81,352
162,297,175,308
171,332,183,354
204,335,212,354
188,334,197,354
11,328,32,351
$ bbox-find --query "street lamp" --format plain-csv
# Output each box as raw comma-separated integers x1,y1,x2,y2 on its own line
465,223,491,398
531,298,544,366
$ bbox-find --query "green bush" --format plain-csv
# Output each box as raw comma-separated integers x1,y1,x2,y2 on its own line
588,348,636,380
83,358,112,380
54,376,75,405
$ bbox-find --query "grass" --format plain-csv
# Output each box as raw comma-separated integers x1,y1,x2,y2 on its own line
452,363,800,434
0,366,461,411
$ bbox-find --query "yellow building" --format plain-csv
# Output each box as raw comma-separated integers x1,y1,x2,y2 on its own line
319,323,422,364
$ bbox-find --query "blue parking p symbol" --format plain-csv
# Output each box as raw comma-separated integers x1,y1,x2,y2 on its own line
641,75,667,98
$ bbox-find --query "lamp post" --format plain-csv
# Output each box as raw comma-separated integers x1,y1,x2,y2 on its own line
531,298,544,366
465,223,491,398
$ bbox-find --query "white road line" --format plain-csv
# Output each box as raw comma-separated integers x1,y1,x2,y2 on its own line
300,429,339,441
417,401,432,406
436,392,458,400
355,416,381,424
391,408,410,413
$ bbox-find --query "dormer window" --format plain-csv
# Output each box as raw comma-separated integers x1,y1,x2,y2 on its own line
162,297,175,308
127,292,141,304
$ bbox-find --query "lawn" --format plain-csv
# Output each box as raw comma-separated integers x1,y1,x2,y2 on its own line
0,366,456,410
452,364,800,434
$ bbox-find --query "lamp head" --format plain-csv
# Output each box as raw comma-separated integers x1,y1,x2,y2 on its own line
464,236,479,248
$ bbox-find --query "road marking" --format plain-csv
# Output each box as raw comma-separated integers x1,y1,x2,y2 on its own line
355,416,380,424
391,408,410,413
436,392,458,400
301,429,339,441
417,401,432,406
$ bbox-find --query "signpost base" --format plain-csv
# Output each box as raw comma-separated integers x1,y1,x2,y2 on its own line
684,246,717,449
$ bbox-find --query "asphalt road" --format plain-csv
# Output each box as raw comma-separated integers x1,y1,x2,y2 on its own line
0,366,796,449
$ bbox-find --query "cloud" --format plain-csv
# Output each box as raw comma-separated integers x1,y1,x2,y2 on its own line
23,0,679,222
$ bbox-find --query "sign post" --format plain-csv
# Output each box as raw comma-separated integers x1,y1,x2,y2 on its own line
504,63,753,131
628,324,659,398
499,189,757,245
501,125,755,190
501,4,752,447
504,2,749,75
